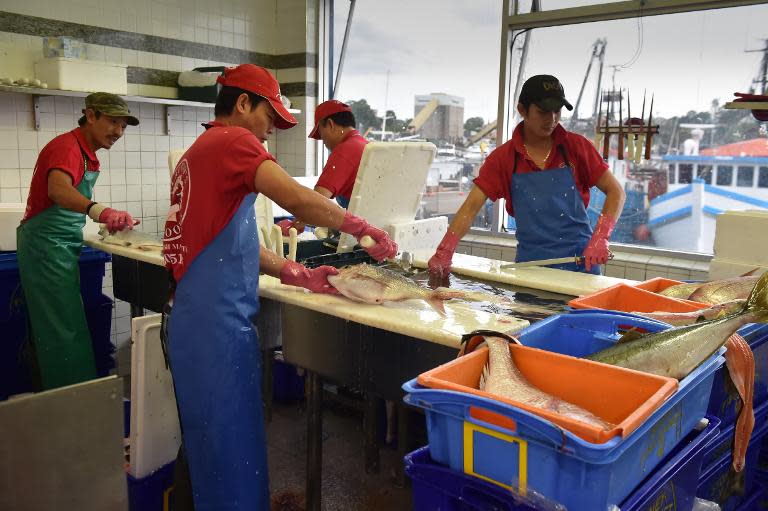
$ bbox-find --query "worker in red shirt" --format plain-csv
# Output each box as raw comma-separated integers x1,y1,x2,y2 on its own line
428,75,625,276
277,99,367,234
163,65,396,510
17,93,139,390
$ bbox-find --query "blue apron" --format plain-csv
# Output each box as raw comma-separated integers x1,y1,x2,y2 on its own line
510,146,600,274
167,194,268,510
336,195,350,208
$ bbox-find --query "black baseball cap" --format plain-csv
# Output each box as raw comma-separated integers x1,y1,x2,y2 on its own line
519,75,573,112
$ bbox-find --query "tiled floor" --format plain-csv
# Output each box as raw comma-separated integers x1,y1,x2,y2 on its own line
266,398,414,511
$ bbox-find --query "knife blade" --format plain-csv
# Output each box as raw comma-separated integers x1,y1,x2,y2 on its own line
500,256,585,269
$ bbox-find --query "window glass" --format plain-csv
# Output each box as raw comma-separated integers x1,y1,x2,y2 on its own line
696,165,713,184
759,167,768,189
499,4,766,254
737,166,754,187
330,0,501,230
717,166,733,186
678,164,693,184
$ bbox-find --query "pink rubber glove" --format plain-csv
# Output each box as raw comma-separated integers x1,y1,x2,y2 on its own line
279,259,339,294
339,211,397,261
583,214,616,271
99,208,139,233
277,219,294,236
428,230,460,277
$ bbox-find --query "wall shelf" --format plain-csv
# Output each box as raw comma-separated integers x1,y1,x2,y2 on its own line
0,84,300,135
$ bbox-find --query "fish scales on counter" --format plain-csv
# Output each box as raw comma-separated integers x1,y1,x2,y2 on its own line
589,271,768,472
481,336,614,430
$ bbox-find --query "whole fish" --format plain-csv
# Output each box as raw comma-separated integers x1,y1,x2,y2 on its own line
631,300,746,326
98,226,163,251
688,275,760,305
588,272,768,379
659,282,702,299
481,336,614,430
327,264,465,313
590,272,768,472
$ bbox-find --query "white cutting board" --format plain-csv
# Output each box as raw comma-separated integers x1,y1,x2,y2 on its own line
129,314,181,478
338,142,436,252
410,251,637,297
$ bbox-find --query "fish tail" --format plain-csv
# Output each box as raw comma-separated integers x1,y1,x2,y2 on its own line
743,271,768,320
428,298,447,316
433,288,467,300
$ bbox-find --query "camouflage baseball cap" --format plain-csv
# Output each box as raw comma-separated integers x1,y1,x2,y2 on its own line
84,92,139,125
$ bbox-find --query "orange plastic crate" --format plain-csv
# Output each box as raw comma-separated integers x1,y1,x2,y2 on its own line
417,343,678,444
634,277,688,294
568,283,709,313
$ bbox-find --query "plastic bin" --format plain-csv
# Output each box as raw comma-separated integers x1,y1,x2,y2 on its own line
177,66,224,103
404,446,547,511
702,401,768,469
0,248,113,399
416,342,678,444
127,461,174,511
273,356,305,402
620,416,721,511
697,438,767,511
568,283,709,313
403,347,723,511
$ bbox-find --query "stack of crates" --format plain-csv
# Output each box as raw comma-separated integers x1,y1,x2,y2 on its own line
695,322,768,509
566,276,768,509
402,313,726,511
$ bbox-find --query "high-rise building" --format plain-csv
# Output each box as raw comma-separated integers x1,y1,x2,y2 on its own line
414,93,464,143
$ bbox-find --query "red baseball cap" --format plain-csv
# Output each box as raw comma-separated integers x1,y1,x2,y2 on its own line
308,99,352,139
216,64,297,130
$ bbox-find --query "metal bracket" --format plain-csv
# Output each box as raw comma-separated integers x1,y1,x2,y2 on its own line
33,95,40,130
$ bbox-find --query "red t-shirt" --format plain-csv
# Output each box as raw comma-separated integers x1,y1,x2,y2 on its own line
474,123,608,217
163,121,275,283
315,130,368,201
22,128,100,222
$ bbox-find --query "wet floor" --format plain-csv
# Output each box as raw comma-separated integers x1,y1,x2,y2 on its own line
266,395,416,511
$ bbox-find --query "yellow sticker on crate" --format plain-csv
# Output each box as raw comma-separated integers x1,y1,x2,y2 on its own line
463,421,528,496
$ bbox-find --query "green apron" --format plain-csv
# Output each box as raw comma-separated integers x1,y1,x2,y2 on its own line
17,155,99,390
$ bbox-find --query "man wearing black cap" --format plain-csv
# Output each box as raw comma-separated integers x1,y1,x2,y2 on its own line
428,75,625,276
16,92,140,390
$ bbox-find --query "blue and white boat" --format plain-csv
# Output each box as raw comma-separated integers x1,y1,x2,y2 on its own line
648,138,768,252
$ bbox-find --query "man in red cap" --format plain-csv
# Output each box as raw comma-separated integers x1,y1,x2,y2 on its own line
162,64,396,510
278,99,368,235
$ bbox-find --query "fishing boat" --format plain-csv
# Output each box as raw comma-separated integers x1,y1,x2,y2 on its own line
648,138,768,252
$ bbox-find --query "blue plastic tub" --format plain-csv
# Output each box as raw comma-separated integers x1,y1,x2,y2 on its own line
697,439,766,511
405,446,545,511
403,346,723,511
517,311,671,357
0,249,113,399
702,401,768,469
620,416,721,511
127,461,175,511
272,357,305,402
526,312,767,427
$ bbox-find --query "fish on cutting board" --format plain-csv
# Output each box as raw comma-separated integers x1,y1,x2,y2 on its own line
327,263,464,314
589,271,768,471
480,336,613,430
98,225,163,251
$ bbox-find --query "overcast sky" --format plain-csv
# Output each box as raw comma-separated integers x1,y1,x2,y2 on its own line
331,2,768,123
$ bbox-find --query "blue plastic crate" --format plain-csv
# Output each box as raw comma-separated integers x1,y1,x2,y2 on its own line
526,311,767,427
702,401,768,469
620,416,720,511
405,446,546,510
517,311,671,357
403,347,723,511
697,433,768,511
739,481,764,510
127,461,174,511
272,357,305,402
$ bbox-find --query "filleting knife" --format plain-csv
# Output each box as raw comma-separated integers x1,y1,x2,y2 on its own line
499,252,613,269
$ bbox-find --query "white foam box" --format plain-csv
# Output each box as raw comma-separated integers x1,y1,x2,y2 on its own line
35,57,127,94
708,259,768,280
388,217,447,255
0,203,25,250
712,210,768,266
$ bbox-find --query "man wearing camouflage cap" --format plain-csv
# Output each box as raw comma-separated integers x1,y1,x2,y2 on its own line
17,92,140,390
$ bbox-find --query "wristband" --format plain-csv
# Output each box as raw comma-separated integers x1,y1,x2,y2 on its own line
87,202,107,222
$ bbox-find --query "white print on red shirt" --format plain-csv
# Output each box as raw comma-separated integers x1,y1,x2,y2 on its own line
165,158,191,243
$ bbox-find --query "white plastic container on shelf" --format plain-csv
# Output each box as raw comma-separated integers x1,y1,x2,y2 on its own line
34,57,127,94
0,203,25,251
